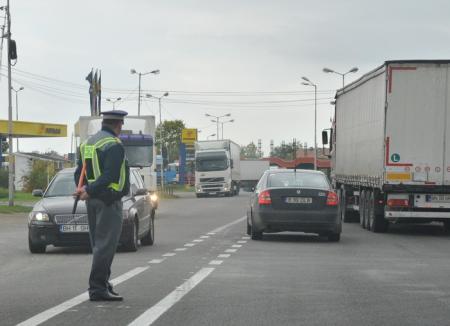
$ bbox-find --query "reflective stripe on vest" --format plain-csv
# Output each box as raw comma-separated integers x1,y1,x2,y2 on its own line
80,136,126,192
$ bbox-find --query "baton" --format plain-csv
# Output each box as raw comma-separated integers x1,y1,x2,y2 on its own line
72,162,86,214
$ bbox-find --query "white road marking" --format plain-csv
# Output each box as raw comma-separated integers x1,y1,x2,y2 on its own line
184,243,195,247
148,259,166,264
237,240,247,244
128,268,215,326
192,239,204,243
162,253,176,257
174,248,187,252
207,232,216,235
209,260,223,265
218,254,231,258
200,235,210,239
242,236,250,240
231,244,242,248
225,249,237,253
208,216,246,234
17,266,149,326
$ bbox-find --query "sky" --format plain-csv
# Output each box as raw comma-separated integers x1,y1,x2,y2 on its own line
1,0,450,156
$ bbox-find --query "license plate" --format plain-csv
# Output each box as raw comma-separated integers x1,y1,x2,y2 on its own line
59,224,89,233
285,197,312,204
209,192,217,195
427,195,450,203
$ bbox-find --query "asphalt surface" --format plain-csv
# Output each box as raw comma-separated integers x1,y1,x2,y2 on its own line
2,192,450,326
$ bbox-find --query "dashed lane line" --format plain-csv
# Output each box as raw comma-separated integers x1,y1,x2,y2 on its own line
218,254,231,258
127,268,215,326
209,260,223,265
148,259,166,264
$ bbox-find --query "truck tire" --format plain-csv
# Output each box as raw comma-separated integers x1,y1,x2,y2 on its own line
370,191,389,233
359,190,366,229
364,190,371,230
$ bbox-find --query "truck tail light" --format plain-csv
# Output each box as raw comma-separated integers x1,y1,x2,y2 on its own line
258,190,272,205
326,191,339,206
387,199,409,207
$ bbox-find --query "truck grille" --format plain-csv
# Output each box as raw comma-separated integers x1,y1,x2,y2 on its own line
200,177,225,183
54,214,88,225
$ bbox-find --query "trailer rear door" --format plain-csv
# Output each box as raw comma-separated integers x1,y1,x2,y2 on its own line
385,63,447,185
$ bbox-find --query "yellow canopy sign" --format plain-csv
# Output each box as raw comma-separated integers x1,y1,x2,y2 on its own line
182,128,197,144
0,120,67,138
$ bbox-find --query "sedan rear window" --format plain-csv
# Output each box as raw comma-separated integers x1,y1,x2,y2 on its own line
267,172,329,189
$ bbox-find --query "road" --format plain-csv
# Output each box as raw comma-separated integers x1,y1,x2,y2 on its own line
2,192,450,326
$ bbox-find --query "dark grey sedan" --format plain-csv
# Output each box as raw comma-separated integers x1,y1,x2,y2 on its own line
246,169,341,241
28,167,155,253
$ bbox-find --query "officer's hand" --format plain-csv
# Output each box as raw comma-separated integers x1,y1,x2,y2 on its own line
79,190,90,201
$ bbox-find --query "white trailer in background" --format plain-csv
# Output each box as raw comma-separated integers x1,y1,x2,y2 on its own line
194,140,241,197
323,60,450,232
240,160,270,191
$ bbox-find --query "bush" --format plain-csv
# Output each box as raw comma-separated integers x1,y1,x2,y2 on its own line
0,169,8,188
22,160,56,192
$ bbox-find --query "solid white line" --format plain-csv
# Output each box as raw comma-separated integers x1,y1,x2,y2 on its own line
231,244,242,248
148,259,165,264
225,249,237,253
17,266,149,326
128,267,215,326
208,216,246,234
174,248,187,252
218,254,231,258
209,260,223,265
162,253,176,257
184,243,195,247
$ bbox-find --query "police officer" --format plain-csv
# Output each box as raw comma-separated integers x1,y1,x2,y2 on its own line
74,110,130,301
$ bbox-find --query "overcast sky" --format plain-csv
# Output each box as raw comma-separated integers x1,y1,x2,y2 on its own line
1,0,450,156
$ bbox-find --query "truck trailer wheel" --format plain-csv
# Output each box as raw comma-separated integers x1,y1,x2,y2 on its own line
359,190,366,229
370,191,389,233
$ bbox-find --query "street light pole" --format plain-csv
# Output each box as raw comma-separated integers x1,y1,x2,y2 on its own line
322,66,358,94
205,113,231,141
301,77,318,170
106,97,122,110
220,119,234,140
11,86,24,152
130,68,160,116
6,0,14,206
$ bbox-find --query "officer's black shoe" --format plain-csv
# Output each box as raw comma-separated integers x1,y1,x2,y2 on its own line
108,285,119,296
89,292,123,302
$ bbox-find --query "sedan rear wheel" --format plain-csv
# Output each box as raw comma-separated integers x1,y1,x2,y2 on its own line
328,233,341,242
246,218,251,236
250,220,263,240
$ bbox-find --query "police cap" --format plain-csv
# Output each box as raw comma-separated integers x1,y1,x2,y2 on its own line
101,110,128,121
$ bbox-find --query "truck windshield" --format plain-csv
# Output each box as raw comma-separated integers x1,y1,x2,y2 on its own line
124,145,154,168
196,155,228,172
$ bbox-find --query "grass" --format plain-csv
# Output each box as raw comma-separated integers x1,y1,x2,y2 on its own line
171,184,195,192
0,188,39,202
157,192,178,200
0,205,33,213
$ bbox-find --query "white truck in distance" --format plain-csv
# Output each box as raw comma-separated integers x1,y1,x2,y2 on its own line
194,140,241,197
75,115,158,205
240,160,270,191
323,60,450,232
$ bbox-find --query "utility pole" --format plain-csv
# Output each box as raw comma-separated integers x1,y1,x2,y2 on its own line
6,0,14,206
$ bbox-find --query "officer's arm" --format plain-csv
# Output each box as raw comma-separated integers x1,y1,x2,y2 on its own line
74,156,83,186
85,144,124,195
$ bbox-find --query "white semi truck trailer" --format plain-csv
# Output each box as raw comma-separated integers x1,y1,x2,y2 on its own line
323,60,450,232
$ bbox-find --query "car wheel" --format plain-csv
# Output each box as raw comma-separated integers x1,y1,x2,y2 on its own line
124,219,138,252
250,223,263,240
28,235,46,254
141,210,155,246
246,217,251,235
328,233,341,242
360,190,366,229
364,190,371,230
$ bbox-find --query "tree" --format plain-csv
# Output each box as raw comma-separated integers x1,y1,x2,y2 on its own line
240,142,259,159
155,120,185,163
271,141,299,160
22,160,57,192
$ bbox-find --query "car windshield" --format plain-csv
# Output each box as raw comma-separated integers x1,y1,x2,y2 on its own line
267,172,329,189
44,173,76,197
196,154,228,172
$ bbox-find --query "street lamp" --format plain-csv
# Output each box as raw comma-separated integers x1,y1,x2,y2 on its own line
106,97,122,110
207,133,216,140
301,76,317,170
205,113,231,140
322,66,358,92
146,92,169,191
11,86,24,152
130,68,160,116
220,119,234,140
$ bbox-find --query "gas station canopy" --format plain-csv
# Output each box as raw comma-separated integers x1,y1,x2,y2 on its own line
0,120,67,138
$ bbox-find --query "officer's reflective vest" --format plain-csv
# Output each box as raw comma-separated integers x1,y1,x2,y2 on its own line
80,136,126,192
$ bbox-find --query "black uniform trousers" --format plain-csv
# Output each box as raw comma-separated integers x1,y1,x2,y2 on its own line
86,198,123,296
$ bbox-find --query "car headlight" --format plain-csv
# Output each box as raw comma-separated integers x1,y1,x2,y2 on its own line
150,193,158,203
223,183,229,191
29,212,50,222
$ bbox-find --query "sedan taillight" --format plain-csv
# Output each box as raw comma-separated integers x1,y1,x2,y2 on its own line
258,190,272,205
326,191,339,206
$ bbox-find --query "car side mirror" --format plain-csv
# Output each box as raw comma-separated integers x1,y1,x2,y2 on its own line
322,130,328,145
134,188,148,196
230,159,234,168
32,189,43,197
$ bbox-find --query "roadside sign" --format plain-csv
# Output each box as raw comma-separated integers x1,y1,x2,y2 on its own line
182,129,197,144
